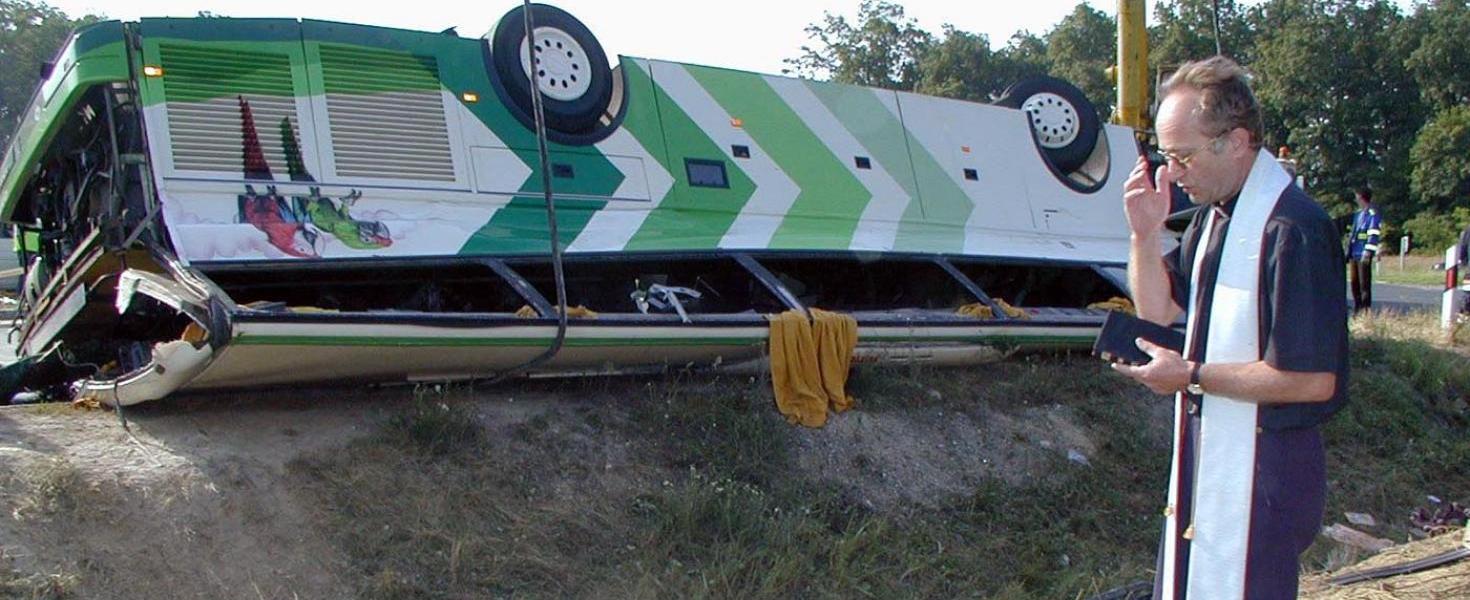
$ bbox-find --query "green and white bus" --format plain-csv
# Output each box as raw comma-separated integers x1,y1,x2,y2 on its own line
0,3,1138,405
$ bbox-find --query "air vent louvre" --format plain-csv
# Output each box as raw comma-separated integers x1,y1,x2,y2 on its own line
319,45,454,182
160,43,300,176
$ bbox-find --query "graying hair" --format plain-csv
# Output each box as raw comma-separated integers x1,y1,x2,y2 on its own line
1159,56,1264,150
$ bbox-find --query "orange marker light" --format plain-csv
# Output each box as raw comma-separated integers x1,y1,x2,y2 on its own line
461,91,480,103
730,118,743,128
142,65,165,77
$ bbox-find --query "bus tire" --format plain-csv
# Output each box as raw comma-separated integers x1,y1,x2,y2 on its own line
996,76,1100,173
489,4,614,135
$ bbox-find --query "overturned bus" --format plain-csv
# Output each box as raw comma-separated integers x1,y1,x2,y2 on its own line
0,4,1139,405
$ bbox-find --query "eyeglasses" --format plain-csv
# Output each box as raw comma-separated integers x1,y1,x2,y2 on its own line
1160,134,1227,170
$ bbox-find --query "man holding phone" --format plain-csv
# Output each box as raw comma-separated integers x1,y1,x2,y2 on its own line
1112,56,1348,599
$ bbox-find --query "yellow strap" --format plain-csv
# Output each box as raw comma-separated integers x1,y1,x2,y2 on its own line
956,303,995,318
956,299,1029,319
514,305,599,318
1087,296,1136,314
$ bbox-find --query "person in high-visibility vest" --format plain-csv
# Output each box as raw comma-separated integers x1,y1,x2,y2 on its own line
1347,188,1382,313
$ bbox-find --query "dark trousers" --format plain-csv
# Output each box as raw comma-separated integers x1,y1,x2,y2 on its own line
1153,418,1326,599
1349,258,1373,311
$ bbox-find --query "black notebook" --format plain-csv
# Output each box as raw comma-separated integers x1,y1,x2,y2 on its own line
1093,310,1186,366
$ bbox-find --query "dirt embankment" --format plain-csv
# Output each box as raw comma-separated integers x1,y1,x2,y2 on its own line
0,376,1123,599
0,390,386,599
0,359,1460,599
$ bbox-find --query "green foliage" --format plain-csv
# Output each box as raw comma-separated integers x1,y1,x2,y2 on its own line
1043,5,1118,121
992,31,1053,87
1404,0,1470,113
630,375,790,485
1311,319,1470,563
383,385,484,457
1401,205,1470,252
1410,105,1470,211
914,26,1004,102
0,0,102,149
783,0,932,90
1151,0,1259,68
1252,0,1423,223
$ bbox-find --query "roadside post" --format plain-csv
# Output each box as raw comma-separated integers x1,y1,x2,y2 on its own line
1442,244,1462,332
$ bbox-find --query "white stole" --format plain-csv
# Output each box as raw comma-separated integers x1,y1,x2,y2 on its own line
1160,149,1292,599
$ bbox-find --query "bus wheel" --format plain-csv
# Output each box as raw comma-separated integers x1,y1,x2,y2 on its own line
995,76,1100,174
489,4,615,137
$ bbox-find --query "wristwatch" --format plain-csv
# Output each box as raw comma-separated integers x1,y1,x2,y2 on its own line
1186,362,1205,396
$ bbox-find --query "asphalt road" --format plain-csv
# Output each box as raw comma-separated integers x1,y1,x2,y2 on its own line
1371,282,1443,313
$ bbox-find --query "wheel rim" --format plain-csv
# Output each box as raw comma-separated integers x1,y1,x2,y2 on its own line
519,27,593,102
1021,92,1080,149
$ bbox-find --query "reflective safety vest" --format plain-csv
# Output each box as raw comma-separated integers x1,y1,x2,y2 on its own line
1349,207,1382,259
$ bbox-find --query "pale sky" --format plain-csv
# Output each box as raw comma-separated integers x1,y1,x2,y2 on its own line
49,0,1421,76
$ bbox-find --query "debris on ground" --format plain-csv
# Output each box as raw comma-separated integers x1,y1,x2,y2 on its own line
1323,523,1396,553
1300,528,1469,599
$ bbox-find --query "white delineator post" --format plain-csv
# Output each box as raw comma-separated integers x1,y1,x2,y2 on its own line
1442,244,1462,332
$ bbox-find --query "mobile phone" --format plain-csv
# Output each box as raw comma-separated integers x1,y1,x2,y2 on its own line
1138,141,1157,188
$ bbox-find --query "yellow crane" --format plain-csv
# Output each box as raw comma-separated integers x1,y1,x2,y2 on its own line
1113,0,1151,132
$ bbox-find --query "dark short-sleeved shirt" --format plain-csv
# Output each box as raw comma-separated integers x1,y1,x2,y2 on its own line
1164,185,1349,431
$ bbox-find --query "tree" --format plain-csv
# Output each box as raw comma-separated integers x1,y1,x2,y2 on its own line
914,27,1003,102
991,31,1053,93
1151,0,1259,68
1044,4,1117,120
0,0,100,149
1410,105,1470,212
1404,0,1470,114
1401,205,1470,252
784,0,933,91
1251,0,1420,223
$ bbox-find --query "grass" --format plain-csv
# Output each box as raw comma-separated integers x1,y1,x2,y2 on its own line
381,384,485,457
5,459,100,521
1372,253,1447,287
0,460,93,600
282,311,1470,599
0,552,76,600
1300,310,1470,570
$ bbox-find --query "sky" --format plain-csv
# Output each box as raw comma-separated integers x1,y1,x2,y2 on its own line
48,0,1422,76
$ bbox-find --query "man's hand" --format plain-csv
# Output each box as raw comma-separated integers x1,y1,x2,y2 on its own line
1112,338,1190,395
1123,156,1174,239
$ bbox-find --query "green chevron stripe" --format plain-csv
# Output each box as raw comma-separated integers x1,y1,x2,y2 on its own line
892,105,973,252
624,64,757,250
803,83,922,215
805,82,970,252
687,68,868,249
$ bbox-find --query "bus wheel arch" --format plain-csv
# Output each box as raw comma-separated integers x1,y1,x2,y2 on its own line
995,76,1101,174
487,4,624,144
